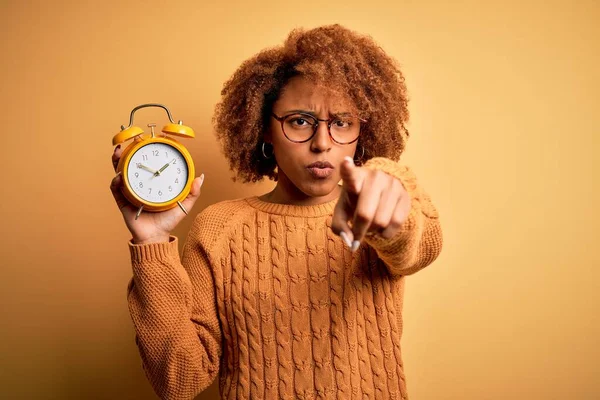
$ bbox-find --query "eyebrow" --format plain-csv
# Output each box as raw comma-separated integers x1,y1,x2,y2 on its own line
281,109,353,117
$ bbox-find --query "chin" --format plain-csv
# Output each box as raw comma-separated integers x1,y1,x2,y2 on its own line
299,179,339,198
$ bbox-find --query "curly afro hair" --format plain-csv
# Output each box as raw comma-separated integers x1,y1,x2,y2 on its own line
212,24,410,183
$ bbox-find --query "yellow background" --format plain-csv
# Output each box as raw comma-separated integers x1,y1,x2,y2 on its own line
1,0,598,399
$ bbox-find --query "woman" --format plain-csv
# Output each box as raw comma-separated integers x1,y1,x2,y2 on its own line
110,24,443,400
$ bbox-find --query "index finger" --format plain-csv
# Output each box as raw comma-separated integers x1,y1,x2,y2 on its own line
351,179,381,242
340,156,366,194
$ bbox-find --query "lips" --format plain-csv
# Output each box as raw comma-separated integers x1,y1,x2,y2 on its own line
306,160,334,179
307,161,334,169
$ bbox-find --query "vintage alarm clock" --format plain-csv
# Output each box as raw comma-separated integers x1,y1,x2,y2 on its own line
112,103,195,220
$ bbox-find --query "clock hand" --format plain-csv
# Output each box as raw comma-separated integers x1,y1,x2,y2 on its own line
137,163,158,174
154,159,176,176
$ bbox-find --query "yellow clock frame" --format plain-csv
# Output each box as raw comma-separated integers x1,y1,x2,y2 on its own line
112,103,195,219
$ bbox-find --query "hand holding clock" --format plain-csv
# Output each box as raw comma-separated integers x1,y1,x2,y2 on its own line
110,145,204,245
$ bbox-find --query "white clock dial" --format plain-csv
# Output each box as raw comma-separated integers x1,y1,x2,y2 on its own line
127,142,189,203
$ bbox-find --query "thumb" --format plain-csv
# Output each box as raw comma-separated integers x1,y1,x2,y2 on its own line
340,156,366,194
179,174,204,212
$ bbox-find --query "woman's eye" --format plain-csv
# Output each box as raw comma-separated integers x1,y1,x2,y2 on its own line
292,118,310,126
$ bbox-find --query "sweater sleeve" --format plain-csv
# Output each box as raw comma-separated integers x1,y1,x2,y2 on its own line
125,212,222,400
361,157,444,276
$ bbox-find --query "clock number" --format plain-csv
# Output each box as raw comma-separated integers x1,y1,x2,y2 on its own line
135,172,139,178
177,168,181,174
173,159,177,164
175,178,179,184
142,155,148,161
165,152,168,158
148,188,152,194
139,182,143,188
168,186,172,192
153,150,159,156
158,190,162,196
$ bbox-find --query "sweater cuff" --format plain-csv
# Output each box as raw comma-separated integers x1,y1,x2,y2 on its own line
128,235,179,262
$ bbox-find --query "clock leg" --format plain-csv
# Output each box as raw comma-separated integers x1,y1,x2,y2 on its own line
177,201,188,215
135,205,144,220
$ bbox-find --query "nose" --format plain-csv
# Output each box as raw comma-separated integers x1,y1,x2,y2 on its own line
310,121,332,153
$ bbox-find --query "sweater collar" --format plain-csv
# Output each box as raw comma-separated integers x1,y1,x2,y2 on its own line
245,195,338,217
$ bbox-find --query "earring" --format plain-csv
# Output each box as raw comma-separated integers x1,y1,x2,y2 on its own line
261,142,274,159
354,144,365,164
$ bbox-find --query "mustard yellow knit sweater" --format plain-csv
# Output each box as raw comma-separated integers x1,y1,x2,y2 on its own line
126,157,443,400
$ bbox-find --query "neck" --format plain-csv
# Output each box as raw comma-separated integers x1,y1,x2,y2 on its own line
262,170,342,206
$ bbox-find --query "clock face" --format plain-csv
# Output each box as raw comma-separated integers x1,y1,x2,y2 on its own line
126,142,189,203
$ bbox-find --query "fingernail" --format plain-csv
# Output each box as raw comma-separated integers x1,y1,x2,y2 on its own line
199,173,205,188
351,240,360,252
339,231,352,248
115,144,121,152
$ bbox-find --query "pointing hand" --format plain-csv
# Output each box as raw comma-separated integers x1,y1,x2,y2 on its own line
331,157,411,251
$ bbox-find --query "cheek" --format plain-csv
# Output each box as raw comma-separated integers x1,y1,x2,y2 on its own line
273,141,298,167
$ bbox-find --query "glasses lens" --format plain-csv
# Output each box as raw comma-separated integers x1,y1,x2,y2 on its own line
330,116,361,143
282,114,318,142
281,113,362,143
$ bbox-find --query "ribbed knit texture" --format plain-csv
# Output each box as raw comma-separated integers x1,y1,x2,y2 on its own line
126,157,443,400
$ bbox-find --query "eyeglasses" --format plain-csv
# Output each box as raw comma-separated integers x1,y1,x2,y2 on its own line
271,112,366,144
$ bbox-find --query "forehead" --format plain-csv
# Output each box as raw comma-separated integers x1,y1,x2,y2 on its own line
276,75,356,112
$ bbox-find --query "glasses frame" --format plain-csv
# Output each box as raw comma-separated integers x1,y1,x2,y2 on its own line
271,112,366,145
